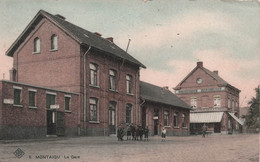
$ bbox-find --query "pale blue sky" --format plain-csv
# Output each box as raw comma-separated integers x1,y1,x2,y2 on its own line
0,0,259,107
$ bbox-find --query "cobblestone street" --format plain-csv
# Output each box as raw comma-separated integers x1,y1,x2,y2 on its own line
0,134,259,162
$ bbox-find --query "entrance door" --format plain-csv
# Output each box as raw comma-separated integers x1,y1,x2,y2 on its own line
56,111,65,136
47,110,56,135
154,119,158,135
214,123,221,133
109,102,116,134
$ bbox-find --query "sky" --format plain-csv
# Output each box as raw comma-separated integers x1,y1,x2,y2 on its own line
0,0,259,107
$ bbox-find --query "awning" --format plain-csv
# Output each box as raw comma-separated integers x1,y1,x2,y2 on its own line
190,112,224,123
228,112,244,125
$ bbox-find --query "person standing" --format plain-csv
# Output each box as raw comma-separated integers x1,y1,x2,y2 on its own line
161,127,166,142
202,124,207,138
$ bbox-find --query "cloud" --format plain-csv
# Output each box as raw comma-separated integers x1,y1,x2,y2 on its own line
119,10,238,50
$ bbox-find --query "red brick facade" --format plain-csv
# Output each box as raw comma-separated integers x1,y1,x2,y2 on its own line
0,80,79,139
142,102,190,136
174,62,241,134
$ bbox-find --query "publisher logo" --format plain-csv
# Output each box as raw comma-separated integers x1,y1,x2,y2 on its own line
14,148,25,159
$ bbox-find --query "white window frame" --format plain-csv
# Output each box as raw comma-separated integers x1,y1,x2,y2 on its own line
109,69,116,91
28,89,37,108
90,63,98,86
50,34,58,50
89,98,98,122
213,95,221,108
190,97,197,109
126,74,132,94
13,86,23,107
33,37,41,53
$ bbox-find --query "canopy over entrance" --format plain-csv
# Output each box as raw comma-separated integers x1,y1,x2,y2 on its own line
190,112,224,123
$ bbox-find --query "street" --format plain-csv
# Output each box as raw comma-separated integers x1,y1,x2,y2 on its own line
0,134,259,162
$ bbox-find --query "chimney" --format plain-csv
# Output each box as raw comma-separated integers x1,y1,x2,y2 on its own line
197,61,203,67
213,70,218,75
94,32,102,37
106,37,114,42
163,86,169,90
55,14,66,20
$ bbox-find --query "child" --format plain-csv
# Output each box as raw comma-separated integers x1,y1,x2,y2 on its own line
161,127,166,142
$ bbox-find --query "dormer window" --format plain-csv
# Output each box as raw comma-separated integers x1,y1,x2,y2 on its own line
33,37,40,53
51,34,58,50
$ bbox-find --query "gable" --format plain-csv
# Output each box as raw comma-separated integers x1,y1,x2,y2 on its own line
179,68,221,88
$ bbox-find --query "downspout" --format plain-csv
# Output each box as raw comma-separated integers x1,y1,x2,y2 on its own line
83,45,91,135
135,68,140,125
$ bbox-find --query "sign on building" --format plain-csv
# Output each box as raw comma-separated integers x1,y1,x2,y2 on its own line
3,99,14,104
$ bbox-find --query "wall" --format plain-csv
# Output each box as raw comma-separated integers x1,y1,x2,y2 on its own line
12,18,81,93
0,81,79,139
79,47,140,136
143,102,190,136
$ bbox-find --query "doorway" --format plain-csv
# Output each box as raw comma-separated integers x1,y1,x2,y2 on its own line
109,102,116,135
47,110,56,135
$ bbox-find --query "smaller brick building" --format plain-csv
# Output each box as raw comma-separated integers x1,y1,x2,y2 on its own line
140,81,191,136
0,80,79,139
174,62,243,134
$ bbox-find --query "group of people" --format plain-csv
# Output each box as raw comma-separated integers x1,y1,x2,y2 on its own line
117,124,149,141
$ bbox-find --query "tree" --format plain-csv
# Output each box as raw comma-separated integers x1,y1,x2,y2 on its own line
244,86,260,130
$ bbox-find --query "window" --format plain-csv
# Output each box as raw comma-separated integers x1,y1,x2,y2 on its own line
109,69,116,90
235,101,238,108
14,88,22,105
182,113,187,128
232,100,235,109
228,98,231,108
90,63,98,86
126,104,132,124
164,110,169,126
65,96,71,111
174,112,179,127
46,94,56,109
51,34,58,50
126,75,132,94
29,90,36,107
214,95,221,108
90,98,98,121
190,97,197,109
34,37,40,53
109,101,116,125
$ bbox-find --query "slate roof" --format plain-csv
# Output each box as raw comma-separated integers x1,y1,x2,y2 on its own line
140,81,191,109
175,62,240,92
6,10,145,68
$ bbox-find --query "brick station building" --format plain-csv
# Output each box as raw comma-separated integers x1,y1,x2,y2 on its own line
1,10,190,139
174,62,244,134
140,81,191,136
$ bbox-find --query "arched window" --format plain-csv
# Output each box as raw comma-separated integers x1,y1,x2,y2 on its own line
182,113,187,128
89,98,98,121
109,69,116,90
51,34,58,50
164,110,169,126
34,37,40,53
126,74,132,94
174,112,179,128
90,63,98,86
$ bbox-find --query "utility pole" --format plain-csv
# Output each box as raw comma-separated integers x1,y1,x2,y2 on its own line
126,39,131,53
